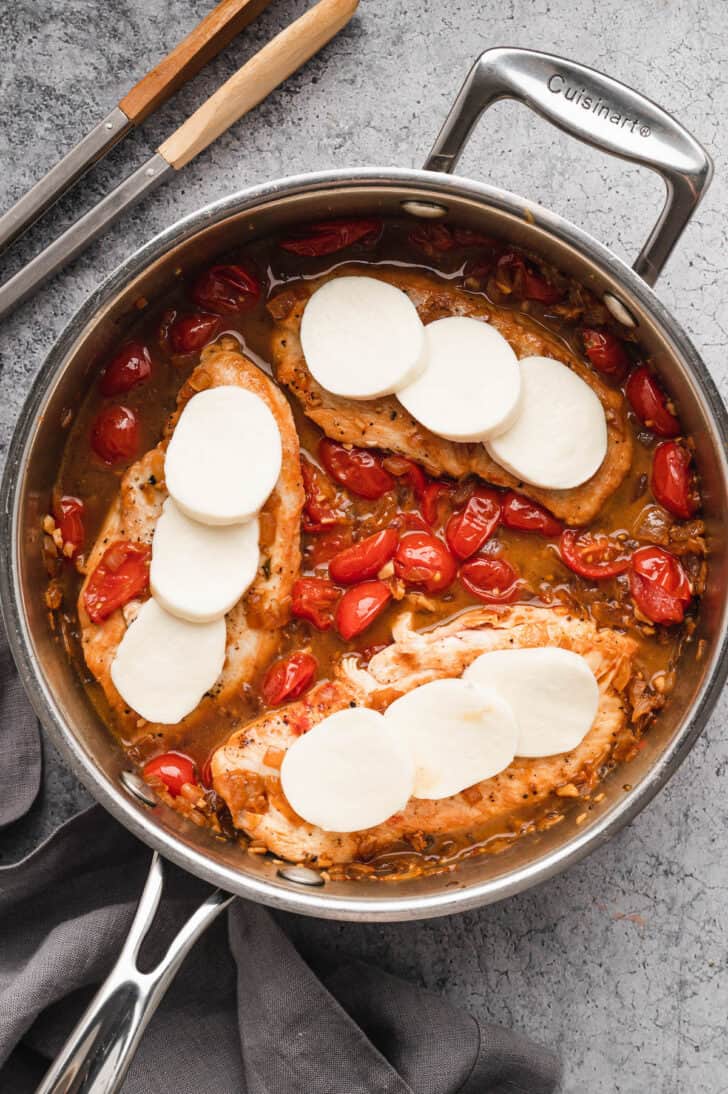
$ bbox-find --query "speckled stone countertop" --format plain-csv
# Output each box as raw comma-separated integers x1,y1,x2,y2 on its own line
0,2,726,1090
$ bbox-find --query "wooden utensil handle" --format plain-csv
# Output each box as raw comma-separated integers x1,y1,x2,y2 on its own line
119,0,271,125
158,0,359,169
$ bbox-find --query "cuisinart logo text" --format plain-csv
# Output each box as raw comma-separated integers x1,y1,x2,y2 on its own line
547,72,652,137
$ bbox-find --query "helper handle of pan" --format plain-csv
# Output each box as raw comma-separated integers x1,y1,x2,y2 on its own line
34,853,234,1094
425,47,713,286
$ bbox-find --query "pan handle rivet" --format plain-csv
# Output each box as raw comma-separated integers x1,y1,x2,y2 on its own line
277,864,325,886
603,293,637,328
120,769,158,806
401,199,448,219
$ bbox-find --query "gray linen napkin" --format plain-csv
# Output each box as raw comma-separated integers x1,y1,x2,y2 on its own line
0,618,560,1093
0,623,41,827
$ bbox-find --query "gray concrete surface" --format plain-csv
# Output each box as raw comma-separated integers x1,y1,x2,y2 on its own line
0,1,726,1090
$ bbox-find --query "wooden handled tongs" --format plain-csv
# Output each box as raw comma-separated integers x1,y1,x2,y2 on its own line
0,0,358,321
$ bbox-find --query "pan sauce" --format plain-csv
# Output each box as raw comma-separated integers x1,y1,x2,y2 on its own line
43,217,706,880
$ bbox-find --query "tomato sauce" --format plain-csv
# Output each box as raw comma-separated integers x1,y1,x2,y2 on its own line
43,217,706,880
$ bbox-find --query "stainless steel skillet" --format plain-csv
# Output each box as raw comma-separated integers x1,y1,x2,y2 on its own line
1,48,725,1094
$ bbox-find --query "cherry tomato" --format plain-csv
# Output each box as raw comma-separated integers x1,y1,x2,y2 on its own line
629,545,692,625
625,366,680,437
99,342,152,396
463,254,499,285
280,217,382,256
501,492,563,537
445,487,501,559
381,455,427,500
169,312,220,354
397,510,432,533
459,556,520,603
307,526,353,567
53,495,85,558
90,405,139,464
495,252,563,304
651,441,696,520
261,652,318,706
83,541,151,623
451,227,499,248
143,752,196,797
409,223,459,253
421,480,451,526
192,263,260,314
291,577,340,630
560,529,631,580
394,532,457,593
335,580,391,640
408,223,498,254
318,439,394,499
300,456,345,532
329,528,398,584
201,755,214,788
581,328,630,380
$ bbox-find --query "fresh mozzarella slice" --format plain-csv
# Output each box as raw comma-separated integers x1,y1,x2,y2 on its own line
300,276,426,399
165,386,282,525
485,355,607,489
384,678,517,799
464,647,599,757
111,598,226,724
280,707,415,832
396,316,521,441
150,498,259,623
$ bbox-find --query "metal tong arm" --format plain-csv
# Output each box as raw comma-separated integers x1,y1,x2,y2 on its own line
35,853,234,1094
425,47,713,285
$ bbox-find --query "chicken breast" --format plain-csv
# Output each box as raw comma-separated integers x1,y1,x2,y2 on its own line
268,266,633,525
79,339,304,740
211,604,637,866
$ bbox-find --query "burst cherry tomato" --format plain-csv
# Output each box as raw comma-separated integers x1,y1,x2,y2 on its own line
408,223,497,254
300,457,344,532
501,492,563,537
651,441,696,519
625,366,680,437
451,227,499,248
83,541,151,623
329,528,398,584
495,252,562,304
99,342,152,396
53,495,85,558
581,328,630,380
394,532,457,593
445,487,501,559
460,556,520,603
261,652,318,706
91,405,139,464
381,455,427,500
318,439,394,500
307,526,352,566
335,580,391,640
191,263,260,314
560,529,631,580
409,223,458,252
629,545,692,625
143,752,196,797
169,313,220,354
421,480,451,526
291,577,339,630
201,755,214,788
280,217,382,256
397,510,432,533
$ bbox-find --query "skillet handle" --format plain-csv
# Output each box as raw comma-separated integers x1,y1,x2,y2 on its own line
35,853,234,1094
424,47,713,286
